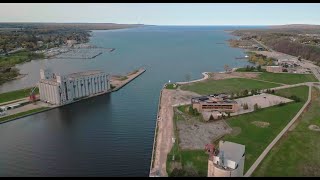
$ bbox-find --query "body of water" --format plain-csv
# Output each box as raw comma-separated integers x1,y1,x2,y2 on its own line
0,25,259,176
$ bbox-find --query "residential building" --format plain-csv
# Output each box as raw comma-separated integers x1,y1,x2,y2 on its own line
39,68,110,105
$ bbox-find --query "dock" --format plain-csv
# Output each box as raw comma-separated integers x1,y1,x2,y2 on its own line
110,68,146,92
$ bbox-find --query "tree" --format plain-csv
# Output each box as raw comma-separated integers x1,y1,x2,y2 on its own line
257,65,262,71
245,65,250,71
243,89,249,96
254,103,260,111
243,103,249,110
171,168,185,177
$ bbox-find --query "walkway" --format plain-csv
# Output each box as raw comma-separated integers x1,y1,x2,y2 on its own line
244,84,312,177
176,72,209,85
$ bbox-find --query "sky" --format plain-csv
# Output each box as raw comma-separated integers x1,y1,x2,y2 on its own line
0,3,319,25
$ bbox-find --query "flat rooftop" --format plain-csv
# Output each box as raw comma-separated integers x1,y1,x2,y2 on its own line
39,79,60,86
218,141,245,163
67,70,106,79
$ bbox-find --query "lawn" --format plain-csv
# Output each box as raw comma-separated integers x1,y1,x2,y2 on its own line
253,87,320,177
0,107,49,123
0,87,39,104
180,78,279,95
221,85,309,173
256,72,318,85
165,83,179,90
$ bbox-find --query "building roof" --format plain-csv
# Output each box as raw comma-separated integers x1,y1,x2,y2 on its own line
39,79,60,86
218,141,245,163
67,70,106,79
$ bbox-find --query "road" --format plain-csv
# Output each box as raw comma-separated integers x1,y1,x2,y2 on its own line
244,84,312,177
252,38,273,52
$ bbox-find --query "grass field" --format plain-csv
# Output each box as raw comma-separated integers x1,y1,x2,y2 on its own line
166,85,309,176
0,87,39,104
253,87,320,177
165,83,179,90
0,107,49,123
256,72,318,85
180,78,279,95
221,85,309,173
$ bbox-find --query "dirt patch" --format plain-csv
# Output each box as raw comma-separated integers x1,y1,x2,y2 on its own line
208,72,260,80
177,118,232,150
170,161,182,172
251,121,270,128
308,124,320,132
299,163,320,176
230,127,242,136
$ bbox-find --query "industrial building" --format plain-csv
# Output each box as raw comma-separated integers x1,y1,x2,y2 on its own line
207,141,245,177
39,68,110,105
191,94,239,113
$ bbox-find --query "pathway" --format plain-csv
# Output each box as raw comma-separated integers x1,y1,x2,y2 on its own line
244,84,312,177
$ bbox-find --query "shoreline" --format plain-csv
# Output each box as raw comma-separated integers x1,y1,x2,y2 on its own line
0,68,146,125
149,71,216,177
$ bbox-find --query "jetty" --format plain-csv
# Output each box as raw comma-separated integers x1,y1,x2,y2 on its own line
110,68,146,92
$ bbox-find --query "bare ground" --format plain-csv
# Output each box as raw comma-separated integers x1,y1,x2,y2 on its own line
251,121,270,128
176,116,232,150
151,88,201,176
208,72,260,80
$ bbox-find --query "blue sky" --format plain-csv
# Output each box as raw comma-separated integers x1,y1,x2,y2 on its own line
0,3,319,25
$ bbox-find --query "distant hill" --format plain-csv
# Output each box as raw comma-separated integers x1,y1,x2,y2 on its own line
0,23,144,30
268,24,320,30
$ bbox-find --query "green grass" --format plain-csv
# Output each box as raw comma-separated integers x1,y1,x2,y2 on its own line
180,78,279,95
256,72,318,84
235,67,266,72
221,85,309,173
0,87,39,104
166,85,309,176
253,87,320,177
165,83,179,90
0,107,49,123
0,50,44,67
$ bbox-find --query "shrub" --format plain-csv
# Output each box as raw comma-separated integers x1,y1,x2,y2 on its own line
253,103,260,111
289,95,301,102
243,89,249,96
243,103,249,110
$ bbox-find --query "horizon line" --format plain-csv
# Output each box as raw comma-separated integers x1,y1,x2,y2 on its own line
0,22,319,26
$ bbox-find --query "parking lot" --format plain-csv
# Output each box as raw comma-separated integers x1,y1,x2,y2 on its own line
232,93,293,116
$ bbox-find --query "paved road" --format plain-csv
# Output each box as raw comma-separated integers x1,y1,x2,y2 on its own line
252,38,273,52
244,84,312,177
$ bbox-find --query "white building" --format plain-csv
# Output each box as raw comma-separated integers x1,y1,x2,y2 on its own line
208,141,245,177
39,68,110,105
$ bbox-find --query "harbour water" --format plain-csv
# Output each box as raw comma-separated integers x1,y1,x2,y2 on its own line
0,26,258,176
